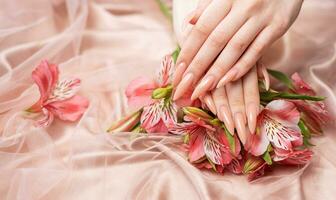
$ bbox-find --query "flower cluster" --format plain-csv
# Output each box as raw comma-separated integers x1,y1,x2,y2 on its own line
108,51,332,181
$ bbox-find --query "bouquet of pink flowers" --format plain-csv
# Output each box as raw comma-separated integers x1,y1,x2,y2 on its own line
107,48,331,181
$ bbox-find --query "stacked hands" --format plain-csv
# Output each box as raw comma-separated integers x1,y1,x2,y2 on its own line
173,0,304,144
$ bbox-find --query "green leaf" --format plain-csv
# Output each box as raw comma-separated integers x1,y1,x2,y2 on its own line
298,120,315,147
267,69,294,89
172,46,181,64
262,151,273,165
260,91,325,102
155,0,172,22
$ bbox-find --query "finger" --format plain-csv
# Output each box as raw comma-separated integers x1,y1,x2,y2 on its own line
172,0,231,89
226,80,247,144
212,87,235,135
218,26,279,85
243,67,259,134
256,60,270,90
201,93,217,115
189,10,251,100
189,0,212,25
192,16,264,98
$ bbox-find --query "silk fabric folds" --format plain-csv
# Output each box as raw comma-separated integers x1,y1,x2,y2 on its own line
0,0,335,199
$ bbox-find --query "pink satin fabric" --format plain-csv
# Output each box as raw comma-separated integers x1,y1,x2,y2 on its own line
0,0,335,199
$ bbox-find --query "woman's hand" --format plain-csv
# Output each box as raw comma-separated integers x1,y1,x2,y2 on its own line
201,64,269,143
172,0,303,101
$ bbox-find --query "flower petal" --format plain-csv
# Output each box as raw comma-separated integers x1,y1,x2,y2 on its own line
161,101,178,126
46,95,89,122
156,55,174,87
140,101,163,133
291,73,315,96
125,76,157,108
32,60,59,103
203,134,231,165
266,100,300,124
245,127,269,156
35,108,54,127
274,148,313,165
189,131,206,162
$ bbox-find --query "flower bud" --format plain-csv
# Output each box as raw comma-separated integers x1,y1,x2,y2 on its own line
182,107,213,122
107,110,141,133
243,156,265,174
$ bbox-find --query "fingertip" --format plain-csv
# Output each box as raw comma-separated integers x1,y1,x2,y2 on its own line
172,62,187,87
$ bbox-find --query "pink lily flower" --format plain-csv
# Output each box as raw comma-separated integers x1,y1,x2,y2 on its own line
125,55,195,134
170,108,241,166
28,60,89,127
246,100,302,156
291,73,331,134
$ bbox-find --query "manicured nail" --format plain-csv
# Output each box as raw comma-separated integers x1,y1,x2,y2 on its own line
261,65,270,90
216,69,238,88
191,75,215,100
203,94,216,115
172,62,187,87
219,105,234,135
173,73,194,101
234,112,247,145
247,103,258,134
188,10,197,25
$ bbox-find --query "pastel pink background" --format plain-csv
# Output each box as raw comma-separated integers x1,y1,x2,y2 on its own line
0,0,335,199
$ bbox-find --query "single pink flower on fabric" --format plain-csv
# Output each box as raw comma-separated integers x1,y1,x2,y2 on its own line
28,60,89,127
273,147,313,165
170,114,240,166
291,73,331,130
246,100,302,156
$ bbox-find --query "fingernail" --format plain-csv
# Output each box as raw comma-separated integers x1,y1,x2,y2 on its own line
172,62,187,87
247,103,258,134
203,95,216,115
191,75,215,100
219,105,234,135
173,73,194,101
188,11,197,25
234,112,247,145
216,69,238,88
261,65,270,90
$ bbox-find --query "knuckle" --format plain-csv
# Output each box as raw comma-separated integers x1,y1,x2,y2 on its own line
193,23,210,37
244,0,263,13
208,34,225,48
273,18,289,35
230,40,248,52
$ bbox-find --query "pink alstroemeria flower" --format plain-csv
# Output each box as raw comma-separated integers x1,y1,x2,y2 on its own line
246,100,302,156
291,73,331,134
170,115,240,167
125,55,194,134
28,60,89,127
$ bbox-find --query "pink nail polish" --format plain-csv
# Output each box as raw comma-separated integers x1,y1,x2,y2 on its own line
234,112,247,145
204,95,216,115
172,62,187,87
191,75,215,100
219,105,234,135
216,69,238,88
173,73,194,101
247,103,258,134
